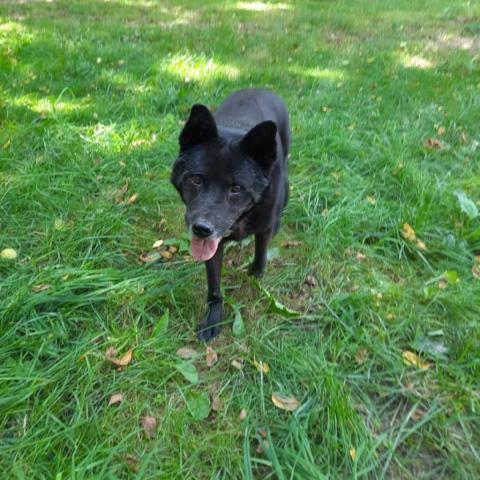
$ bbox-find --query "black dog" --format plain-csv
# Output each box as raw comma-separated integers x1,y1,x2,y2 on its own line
171,89,290,341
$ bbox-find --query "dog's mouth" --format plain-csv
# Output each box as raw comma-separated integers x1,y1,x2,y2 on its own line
190,236,221,262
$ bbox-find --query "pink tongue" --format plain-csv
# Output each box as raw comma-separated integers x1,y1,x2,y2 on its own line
191,236,221,262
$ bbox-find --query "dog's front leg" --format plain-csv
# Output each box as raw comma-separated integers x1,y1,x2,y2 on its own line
197,241,224,342
248,230,271,277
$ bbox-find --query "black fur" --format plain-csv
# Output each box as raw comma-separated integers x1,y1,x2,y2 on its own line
171,89,290,341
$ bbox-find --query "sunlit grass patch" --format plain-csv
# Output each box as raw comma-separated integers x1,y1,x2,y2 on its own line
235,1,292,12
162,53,240,84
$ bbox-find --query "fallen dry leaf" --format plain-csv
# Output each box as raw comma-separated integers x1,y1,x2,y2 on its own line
472,257,480,279
253,357,269,374
239,409,247,420
140,416,156,439
305,275,317,287
356,252,366,262
281,240,301,248
160,250,173,260
460,132,468,144
438,278,448,289
271,392,300,411
256,441,269,454
402,223,417,242
211,395,223,412
108,393,123,406
437,126,446,136
472,264,480,279
231,359,244,370
0,248,17,260
411,407,427,422
355,348,368,365
423,138,443,150
124,454,140,473
176,347,197,359
349,447,357,461
32,284,51,293
402,350,430,370
416,239,427,250
206,346,218,368
106,348,133,367
127,193,138,205
152,239,164,249
139,252,161,263
366,195,376,205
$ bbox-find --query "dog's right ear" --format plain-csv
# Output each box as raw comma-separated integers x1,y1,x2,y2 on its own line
179,104,218,151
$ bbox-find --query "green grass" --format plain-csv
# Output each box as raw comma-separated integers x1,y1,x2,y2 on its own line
1,0,480,478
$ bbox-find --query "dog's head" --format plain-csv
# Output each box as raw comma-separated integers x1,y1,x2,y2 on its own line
171,104,277,262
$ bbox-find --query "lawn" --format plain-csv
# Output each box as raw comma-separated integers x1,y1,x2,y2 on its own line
1,0,480,478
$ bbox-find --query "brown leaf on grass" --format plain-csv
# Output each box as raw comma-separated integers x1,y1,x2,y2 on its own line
159,250,173,260
211,395,223,412
437,126,446,136
139,252,161,263
152,239,164,249
402,223,417,242
108,393,123,406
32,284,51,293
140,416,157,439
127,193,138,205
355,348,368,365
472,256,480,279
124,454,140,473
281,240,301,248
423,138,443,150
206,346,218,367
355,252,366,262
106,348,133,367
411,407,427,422
472,264,480,279
304,275,317,287
256,441,269,454
271,393,300,411
239,409,247,420
231,359,244,370
416,239,427,250
176,347,198,359
402,350,430,370
438,278,448,289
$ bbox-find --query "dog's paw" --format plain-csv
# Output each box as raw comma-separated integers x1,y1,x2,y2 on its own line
248,263,265,278
197,323,220,342
197,302,223,342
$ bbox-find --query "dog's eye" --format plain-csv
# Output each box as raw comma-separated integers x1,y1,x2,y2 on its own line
230,185,242,194
190,175,203,186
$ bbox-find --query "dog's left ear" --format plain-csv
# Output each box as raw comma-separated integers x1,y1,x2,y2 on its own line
179,104,218,151
240,121,277,170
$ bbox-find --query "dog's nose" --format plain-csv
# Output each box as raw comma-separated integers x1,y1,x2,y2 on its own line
192,222,213,238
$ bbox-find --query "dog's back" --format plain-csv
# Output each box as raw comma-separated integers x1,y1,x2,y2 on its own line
214,89,291,161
